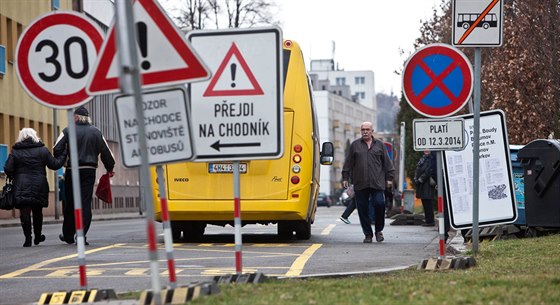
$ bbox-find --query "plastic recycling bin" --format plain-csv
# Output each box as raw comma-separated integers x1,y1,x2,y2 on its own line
510,145,526,226
518,139,560,228
402,189,415,213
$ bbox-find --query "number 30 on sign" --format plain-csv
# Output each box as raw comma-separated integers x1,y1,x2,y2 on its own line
15,11,104,109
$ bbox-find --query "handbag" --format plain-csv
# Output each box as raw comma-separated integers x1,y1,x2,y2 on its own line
0,179,14,210
95,173,113,204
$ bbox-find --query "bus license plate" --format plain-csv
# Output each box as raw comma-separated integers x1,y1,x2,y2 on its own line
208,163,247,174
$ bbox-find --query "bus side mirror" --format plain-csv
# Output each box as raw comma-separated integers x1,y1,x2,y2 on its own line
320,142,334,165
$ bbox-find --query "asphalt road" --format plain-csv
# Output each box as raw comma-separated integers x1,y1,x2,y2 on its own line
0,205,441,305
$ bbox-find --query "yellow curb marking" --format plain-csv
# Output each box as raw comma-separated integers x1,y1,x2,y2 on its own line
321,224,336,235
285,243,322,277
0,244,124,279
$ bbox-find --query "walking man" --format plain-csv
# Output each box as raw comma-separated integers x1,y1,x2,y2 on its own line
54,106,115,245
341,122,395,243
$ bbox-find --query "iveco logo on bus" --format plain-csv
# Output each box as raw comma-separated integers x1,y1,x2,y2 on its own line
173,178,190,182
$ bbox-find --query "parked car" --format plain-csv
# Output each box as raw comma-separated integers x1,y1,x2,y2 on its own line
317,192,332,207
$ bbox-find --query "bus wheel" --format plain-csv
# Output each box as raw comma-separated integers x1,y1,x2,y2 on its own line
295,220,311,240
462,23,469,30
278,221,294,239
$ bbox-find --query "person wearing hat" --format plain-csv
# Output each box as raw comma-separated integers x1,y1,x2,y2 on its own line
54,105,115,245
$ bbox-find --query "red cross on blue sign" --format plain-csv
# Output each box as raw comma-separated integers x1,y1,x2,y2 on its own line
402,43,473,118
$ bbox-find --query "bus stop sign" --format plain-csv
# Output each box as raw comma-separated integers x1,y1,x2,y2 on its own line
402,43,473,118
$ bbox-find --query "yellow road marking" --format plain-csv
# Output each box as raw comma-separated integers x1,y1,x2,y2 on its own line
0,244,125,279
284,243,322,276
321,224,336,235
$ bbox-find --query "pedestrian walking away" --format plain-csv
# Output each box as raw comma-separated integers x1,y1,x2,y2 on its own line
3,128,66,247
414,150,437,226
341,121,395,243
54,106,115,246
339,184,375,225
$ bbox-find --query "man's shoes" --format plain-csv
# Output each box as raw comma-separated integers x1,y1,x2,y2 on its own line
422,222,436,227
34,234,46,245
23,236,32,247
59,234,73,244
375,232,384,242
363,235,373,243
340,216,351,224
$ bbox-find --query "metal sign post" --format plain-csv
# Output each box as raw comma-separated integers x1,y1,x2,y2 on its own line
233,161,243,274
156,165,177,289
436,151,445,257
114,0,161,303
472,48,482,253
398,122,406,213
66,110,87,289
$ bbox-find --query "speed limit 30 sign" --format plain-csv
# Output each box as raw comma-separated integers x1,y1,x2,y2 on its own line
16,11,104,109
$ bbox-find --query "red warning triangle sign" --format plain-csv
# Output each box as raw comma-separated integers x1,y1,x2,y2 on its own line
86,0,209,95
203,43,264,97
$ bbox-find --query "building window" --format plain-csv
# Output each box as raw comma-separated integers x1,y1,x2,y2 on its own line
0,45,5,77
0,144,7,173
335,77,345,86
357,92,365,99
355,76,365,84
52,0,60,10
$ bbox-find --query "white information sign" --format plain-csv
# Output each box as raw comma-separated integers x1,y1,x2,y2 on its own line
115,88,195,167
187,27,283,161
413,119,465,151
452,0,504,47
443,110,517,229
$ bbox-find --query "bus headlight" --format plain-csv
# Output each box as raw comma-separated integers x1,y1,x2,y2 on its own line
292,164,301,173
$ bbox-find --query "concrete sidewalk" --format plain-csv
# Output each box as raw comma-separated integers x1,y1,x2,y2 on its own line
0,211,145,228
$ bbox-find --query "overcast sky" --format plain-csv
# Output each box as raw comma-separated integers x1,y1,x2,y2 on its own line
160,0,443,96
277,0,443,96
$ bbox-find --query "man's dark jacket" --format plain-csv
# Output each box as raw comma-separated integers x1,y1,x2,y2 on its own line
54,121,115,171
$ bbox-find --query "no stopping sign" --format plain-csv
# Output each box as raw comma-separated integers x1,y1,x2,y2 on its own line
16,11,104,109
402,43,473,118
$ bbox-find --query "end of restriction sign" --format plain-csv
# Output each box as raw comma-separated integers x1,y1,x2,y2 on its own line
413,118,465,151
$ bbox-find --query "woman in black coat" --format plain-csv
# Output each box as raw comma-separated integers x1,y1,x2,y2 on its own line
4,128,66,247
414,150,437,226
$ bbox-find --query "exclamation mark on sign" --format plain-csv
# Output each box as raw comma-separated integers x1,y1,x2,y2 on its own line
230,63,237,88
136,22,150,70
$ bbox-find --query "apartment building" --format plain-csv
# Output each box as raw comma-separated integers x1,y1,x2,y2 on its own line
309,65,377,197
0,0,140,220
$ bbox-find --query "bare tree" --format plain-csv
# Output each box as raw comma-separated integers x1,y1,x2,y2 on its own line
168,0,278,30
406,0,560,146
397,0,560,178
172,0,211,30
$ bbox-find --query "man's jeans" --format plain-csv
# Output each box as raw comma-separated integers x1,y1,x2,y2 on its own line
355,188,385,237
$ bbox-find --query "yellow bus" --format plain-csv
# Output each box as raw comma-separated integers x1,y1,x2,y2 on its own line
151,39,333,241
